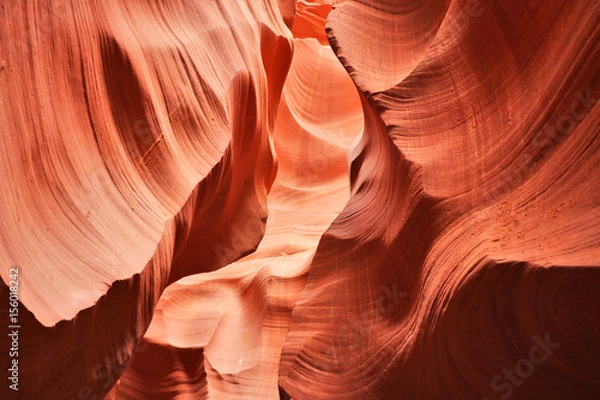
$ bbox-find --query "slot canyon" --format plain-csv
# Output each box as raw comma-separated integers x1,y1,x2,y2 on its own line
1,0,599,399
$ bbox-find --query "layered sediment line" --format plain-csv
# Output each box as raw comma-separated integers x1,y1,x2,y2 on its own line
1,0,599,399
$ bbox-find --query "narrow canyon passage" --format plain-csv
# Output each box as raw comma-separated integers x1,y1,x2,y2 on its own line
108,3,364,399
1,0,599,399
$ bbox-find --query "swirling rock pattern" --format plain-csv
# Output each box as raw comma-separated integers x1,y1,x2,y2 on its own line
1,0,599,399
280,1,600,399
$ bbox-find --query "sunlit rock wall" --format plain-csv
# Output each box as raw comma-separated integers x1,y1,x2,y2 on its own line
1,0,599,399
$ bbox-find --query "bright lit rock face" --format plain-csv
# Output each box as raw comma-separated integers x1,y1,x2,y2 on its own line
1,0,599,399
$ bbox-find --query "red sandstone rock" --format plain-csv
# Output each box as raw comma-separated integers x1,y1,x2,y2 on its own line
1,0,599,399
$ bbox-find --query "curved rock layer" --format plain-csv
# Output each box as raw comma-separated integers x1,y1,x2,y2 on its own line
280,0,600,399
1,0,292,398
109,25,363,399
1,0,599,399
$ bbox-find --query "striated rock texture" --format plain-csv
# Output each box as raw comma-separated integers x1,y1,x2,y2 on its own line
1,0,599,399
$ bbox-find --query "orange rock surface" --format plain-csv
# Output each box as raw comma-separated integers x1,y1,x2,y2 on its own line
1,0,599,399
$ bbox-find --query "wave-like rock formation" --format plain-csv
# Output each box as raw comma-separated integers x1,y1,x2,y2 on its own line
1,0,599,399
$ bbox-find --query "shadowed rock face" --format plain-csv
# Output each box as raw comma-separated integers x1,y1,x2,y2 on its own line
0,0,599,399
